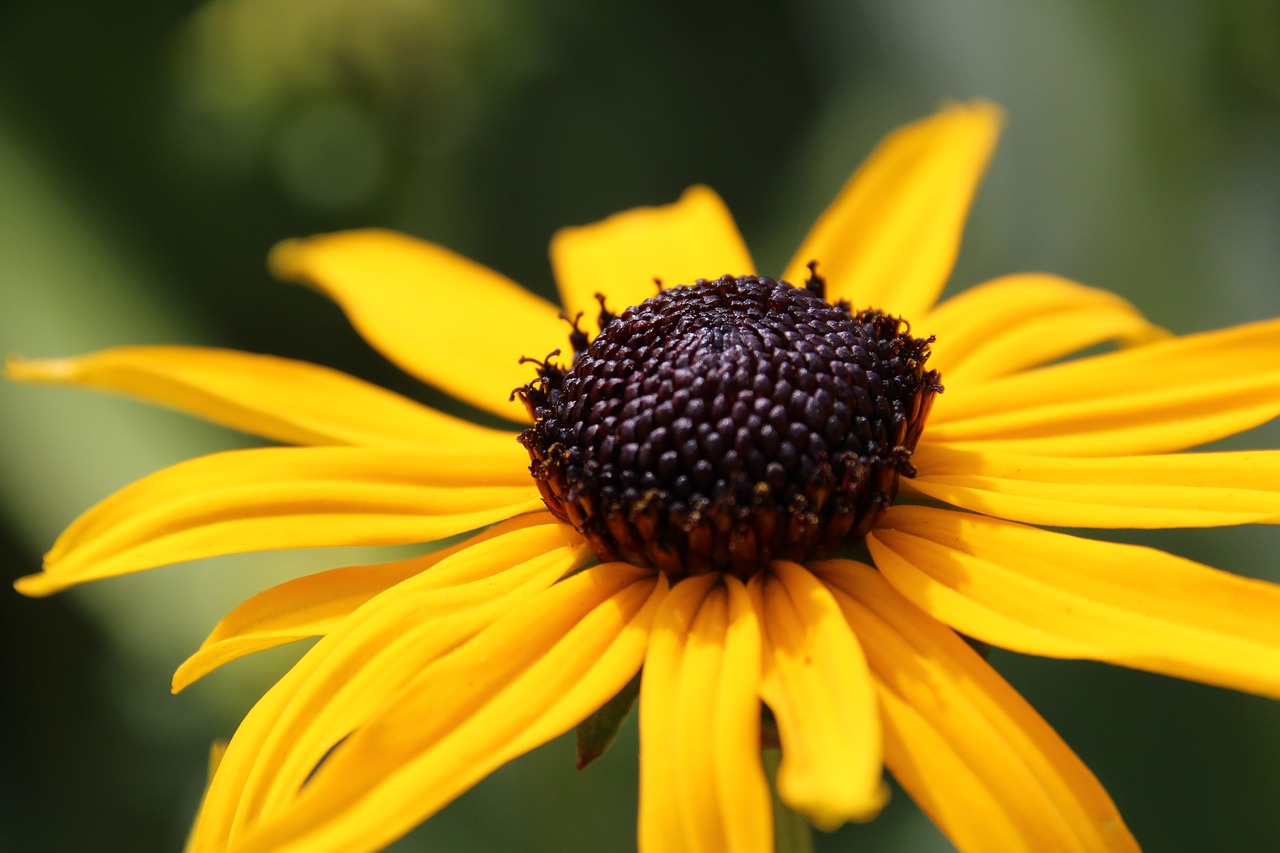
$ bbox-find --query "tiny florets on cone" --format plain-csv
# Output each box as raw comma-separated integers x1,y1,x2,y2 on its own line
516,274,940,579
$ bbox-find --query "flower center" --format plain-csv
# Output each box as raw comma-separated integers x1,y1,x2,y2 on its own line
515,272,940,579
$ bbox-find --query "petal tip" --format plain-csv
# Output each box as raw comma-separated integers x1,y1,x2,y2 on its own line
266,237,309,282
942,98,1006,130
13,572,57,598
171,658,199,694
550,184,732,251
922,99,1004,161
268,230,401,282
676,183,722,206
790,779,890,832
6,355,66,383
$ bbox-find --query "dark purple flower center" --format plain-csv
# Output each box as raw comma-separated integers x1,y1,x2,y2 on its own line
515,271,939,579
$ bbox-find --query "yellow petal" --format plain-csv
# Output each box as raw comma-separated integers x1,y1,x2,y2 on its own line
639,575,771,853
812,560,1137,853
751,562,884,829
238,530,594,836
186,522,593,851
918,274,1167,385
637,576,715,853
868,506,1280,697
908,444,1280,528
269,229,565,423
925,316,1280,455
16,446,541,596
185,740,230,853
172,512,570,691
783,101,1002,319
550,186,755,328
220,564,664,853
6,347,515,451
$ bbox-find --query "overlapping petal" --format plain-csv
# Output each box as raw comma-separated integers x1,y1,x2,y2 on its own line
868,506,1280,697
185,742,230,853
192,520,593,851
6,347,516,451
269,229,564,423
783,101,1001,319
918,274,1167,384
550,185,755,328
172,513,572,691
16,446,542,596
925,316,1280,455
188,520,591,850
639,575,771,853
751,562,883,829
908,444,1280,528
211,564,664,853
813,561,1137,853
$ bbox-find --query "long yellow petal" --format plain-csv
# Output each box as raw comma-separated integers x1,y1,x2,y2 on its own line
907,444,1280,528
240,533,593,835
783,102,1001,319
186,522,591,851
269,229,565,423
16,446,542,596
225,564,665,853
752,562,884,829
639,575,771,853
813,560,1137,853
550,185,755,329
925,316,1280,455
185,740,230,853
637,575,715,853
6,347,516,451
172,512,570,691
868,506,1280,697
918,274,1166,385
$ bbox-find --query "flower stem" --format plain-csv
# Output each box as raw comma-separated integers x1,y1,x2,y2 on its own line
763,748,814,853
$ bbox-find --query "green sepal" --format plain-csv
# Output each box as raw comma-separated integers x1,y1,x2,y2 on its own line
575,672,641,770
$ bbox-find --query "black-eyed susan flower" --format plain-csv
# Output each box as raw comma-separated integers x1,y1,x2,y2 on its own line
12,101,1280,853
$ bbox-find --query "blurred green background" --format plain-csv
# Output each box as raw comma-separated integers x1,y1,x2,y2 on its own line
3,1,1280,850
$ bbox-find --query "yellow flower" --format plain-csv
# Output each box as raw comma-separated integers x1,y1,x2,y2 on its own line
12,101,1280,853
